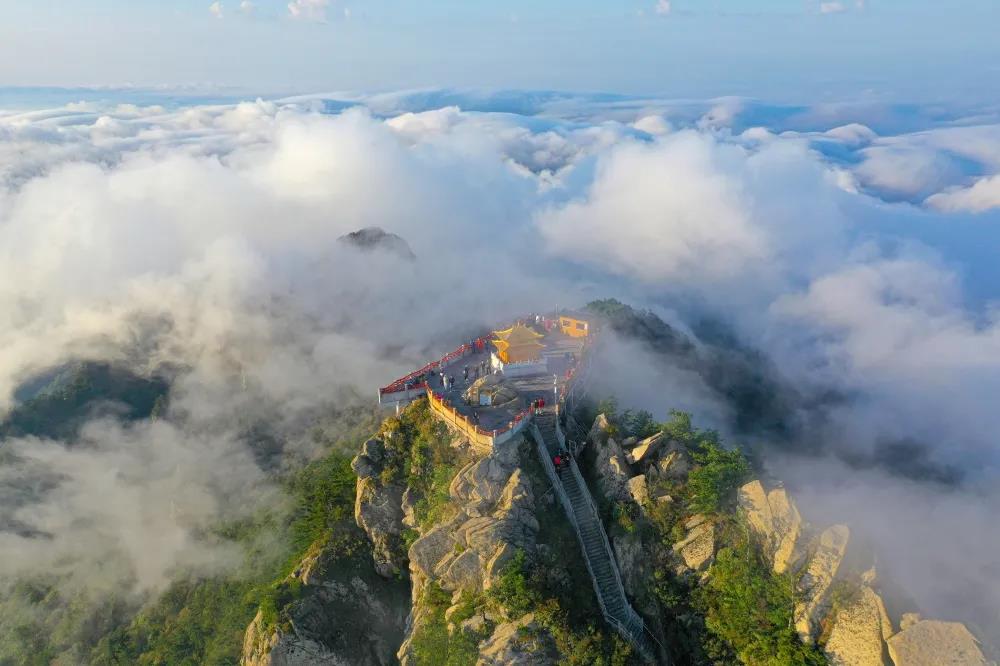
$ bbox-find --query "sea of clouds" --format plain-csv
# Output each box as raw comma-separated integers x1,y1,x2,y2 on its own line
1,88,998,638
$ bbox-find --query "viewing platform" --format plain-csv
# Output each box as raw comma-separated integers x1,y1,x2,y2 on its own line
376,314,588,449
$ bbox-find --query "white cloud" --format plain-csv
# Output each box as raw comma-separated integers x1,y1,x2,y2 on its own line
632,114,671,136
288,0,329,21
3,93,1000,640
209,1,223,19
925,174,1000,213
854,144,964,200
654,0,671,15
0,419,274,592
240,0,255,14
537,133,768,286
824,122,877,146
820,1,847,13
536,132,845,295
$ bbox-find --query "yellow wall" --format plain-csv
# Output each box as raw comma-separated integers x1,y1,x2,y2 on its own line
560,316,589,338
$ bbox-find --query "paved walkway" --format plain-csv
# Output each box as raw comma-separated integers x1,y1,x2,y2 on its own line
429,324,584,433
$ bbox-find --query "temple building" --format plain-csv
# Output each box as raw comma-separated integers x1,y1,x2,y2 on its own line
558,310,591,338
491,322,547,376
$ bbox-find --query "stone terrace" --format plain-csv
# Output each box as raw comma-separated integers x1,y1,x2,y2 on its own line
428,323,585,433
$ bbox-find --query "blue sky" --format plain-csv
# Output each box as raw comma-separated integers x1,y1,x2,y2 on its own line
2,0,999,101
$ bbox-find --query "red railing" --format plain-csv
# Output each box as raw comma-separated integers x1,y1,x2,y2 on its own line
379,337,489,396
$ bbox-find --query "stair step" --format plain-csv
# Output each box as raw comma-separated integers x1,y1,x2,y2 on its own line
535,440,651,660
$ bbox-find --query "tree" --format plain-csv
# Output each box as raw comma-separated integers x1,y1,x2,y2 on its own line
687,441,750,514
698,544,825,666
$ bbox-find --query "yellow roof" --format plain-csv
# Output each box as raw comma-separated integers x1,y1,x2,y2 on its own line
492,322,545,363
493,323,543,341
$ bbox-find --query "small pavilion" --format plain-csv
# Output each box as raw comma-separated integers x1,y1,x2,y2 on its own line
491,322,547,376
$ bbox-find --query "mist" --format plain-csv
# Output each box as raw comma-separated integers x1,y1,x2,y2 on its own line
1,92,999,641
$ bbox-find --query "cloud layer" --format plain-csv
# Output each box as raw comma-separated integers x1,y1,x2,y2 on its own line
1,90,999,639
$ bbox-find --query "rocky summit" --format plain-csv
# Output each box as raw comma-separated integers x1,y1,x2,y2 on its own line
239,397,989,666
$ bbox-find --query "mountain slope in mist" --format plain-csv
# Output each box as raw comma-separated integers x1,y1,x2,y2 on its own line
1,89,999,662
1,362,168,441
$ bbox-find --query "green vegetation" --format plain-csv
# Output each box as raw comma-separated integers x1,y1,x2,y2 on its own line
413,463,460,530
379,398,467,531
486,549,538,619
89,399,444,666
408,437,644,665
573,400,813,666
583,405,751,521
285,450,362,557
409,582,482,666
697,542,825,666
594,396,659,440
0,362,169,440
92,578,262,666
687,440,751,515
377,398,450,487
486,548,635,666
88,448,366,665
0,396,382,666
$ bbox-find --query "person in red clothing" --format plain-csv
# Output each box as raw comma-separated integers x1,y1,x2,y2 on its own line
553,454,562,468
538,397,545,409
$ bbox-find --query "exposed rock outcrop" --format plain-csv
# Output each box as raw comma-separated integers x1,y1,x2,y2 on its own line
795,524,851,643
673,514,716,573
626,474,649,506
823,585,892,666
625,432,665,465
408,457,537,595
353,438,407,578
476,613,557,665
738,480,806,574
399,438,541,665
613,529,652,611
651,449,690,482
886,619,988,666
241,539,409,666
588,414,633,502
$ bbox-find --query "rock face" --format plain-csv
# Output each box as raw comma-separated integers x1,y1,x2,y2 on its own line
241,540,409,666
399,439,541,665
625,432,665,465
476,613,556,665
795,524,851,642
737,480,805,574
588,414,633,502
823,585,892,666
734,481,991,665
673,514,716,572
626,474,649,506
407,447,537,595
613,529,650,610
886,620,988,666
652,449,690,482
353,438,407,578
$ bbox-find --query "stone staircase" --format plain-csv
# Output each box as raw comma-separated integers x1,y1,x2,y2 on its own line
532,411,660,663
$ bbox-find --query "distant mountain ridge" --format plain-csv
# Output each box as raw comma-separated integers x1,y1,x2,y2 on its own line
337,227,415,260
